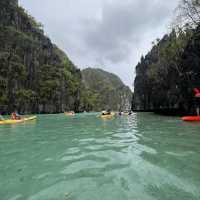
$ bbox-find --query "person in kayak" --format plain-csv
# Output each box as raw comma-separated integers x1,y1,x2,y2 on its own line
102,109,111,115
102,111,107,115
193,88,200,116
11,111,21,120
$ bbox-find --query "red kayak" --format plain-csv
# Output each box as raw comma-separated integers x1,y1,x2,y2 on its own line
182,116,200,121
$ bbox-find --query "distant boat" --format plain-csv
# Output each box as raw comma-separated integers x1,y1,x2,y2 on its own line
119,111,133,116
99,111,115,119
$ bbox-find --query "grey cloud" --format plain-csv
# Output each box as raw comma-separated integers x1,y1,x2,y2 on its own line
81,0,178,64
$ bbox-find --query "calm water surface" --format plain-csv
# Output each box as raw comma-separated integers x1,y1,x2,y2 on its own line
0,113,200,200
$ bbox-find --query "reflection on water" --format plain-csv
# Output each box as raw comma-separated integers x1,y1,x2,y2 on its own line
0,113,200,200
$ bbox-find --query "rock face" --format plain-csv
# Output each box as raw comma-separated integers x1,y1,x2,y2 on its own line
0,0,82,114
133,28,200,115
81,68,132,111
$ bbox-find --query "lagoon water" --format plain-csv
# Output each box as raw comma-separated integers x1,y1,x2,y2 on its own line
0,113,200,200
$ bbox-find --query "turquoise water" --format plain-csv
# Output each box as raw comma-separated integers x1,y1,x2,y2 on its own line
0,113,200,200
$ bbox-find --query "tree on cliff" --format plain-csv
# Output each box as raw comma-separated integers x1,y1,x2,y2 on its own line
176,0,200,28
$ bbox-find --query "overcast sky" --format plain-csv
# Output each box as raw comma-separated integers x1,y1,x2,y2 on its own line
19,0,179,90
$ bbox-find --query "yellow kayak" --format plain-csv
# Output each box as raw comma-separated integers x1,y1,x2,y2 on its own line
0,116,37,125
99,112,115,119
64,112,75,116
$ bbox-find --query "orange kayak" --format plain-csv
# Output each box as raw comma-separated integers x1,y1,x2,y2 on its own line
182,116,200,121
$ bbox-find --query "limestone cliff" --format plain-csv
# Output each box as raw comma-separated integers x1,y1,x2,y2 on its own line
0,0,82,114
133,28,200,115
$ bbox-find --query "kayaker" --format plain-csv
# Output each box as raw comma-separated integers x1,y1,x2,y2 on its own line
11,112,17,120
101,110,111,116
102,111,107,115
11,112,21,120
193,88,200,116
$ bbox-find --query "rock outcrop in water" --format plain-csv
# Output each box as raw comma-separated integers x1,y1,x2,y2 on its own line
133,27,200,115
0,0,82,114
81,68,132,111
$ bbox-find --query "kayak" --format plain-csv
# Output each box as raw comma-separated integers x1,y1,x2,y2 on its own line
0,116,37,125
182,116,200,122
64,112,75,116
99,112,115,119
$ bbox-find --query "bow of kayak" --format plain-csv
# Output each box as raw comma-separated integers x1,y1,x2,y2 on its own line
182,116,200,121
0,116,37,125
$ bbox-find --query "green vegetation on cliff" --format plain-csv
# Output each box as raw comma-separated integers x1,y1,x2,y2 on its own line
81,68,132,111
0,0,82,113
